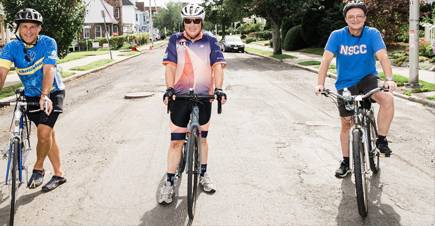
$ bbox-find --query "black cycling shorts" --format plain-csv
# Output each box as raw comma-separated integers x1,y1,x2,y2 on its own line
25,90,65,128
170,99,212,128
337,74,378,117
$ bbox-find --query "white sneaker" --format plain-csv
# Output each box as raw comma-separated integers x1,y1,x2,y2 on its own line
199,173,216,193
158,181,174,205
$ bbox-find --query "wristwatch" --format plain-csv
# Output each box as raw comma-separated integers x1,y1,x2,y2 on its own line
385,77,393,81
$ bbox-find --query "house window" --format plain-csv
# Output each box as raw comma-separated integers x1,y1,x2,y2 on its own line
114,7,120,19
136,14,138,22
83,27,90,39
95,25,102,37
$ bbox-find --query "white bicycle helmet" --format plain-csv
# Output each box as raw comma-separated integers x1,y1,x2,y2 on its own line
181,3,205,20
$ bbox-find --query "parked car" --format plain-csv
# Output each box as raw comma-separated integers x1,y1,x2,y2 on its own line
220,35,245,53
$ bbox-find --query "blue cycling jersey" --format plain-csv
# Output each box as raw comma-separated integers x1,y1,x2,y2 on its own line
0,35,65,97
324,26,386,90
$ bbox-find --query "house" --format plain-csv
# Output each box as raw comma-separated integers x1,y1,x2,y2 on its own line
83,0,119,39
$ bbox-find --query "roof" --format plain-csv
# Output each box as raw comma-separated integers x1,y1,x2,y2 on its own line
122,0,134,5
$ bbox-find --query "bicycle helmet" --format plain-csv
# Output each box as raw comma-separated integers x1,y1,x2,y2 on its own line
181,3,205,20
343,1,368,17
15,8,43,25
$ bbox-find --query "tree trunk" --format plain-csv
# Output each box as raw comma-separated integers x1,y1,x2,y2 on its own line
271,19,282,55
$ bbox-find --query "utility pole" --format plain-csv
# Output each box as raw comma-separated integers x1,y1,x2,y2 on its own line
408,0,420,88
149,0,154,48
101,10,113,60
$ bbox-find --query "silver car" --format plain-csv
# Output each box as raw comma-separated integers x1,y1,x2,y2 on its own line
220,36,245,53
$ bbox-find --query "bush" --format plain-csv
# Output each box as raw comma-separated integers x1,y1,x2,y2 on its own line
238,22,263,35
255,30,272,40
245,37,256,43
419,39,435,58
283,25,308,51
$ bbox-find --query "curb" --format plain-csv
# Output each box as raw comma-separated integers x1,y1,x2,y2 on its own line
245,50,435,109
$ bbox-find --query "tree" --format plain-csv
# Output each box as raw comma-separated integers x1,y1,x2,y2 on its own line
204,0,245,37
230,0,312,54
154,2,183,36
1,0,85,57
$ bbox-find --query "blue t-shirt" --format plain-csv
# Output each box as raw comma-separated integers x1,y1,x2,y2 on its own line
0,35,65,97
163,31,226,95
325,26,386,90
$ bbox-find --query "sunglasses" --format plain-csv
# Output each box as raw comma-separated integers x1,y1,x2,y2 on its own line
183,18,202,24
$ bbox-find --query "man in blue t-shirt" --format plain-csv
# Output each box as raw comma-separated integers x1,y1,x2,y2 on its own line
158,3,227,205
0,8,66,191
315,1,396,178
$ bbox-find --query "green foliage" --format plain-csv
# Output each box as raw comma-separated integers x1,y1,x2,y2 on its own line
254,30,272,40
245,36,256,43
298,60,321,66
58,51,108,64
70,59,113,71
238,22,263,35
154,2,183,36
1,0,86,57
204,0,246,37
93,33,149,50
283,25,308,51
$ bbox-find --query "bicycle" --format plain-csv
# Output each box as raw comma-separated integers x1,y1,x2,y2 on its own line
168,89,222,220
1,88,39,226
321,87,383,217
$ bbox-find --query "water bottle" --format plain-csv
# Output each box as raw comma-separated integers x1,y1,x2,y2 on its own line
343,88,353,111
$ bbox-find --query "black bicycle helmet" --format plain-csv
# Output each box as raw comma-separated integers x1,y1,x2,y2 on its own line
15,8,43,25
343,1,368,17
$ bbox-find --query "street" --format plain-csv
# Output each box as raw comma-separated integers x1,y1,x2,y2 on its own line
0,48,434,225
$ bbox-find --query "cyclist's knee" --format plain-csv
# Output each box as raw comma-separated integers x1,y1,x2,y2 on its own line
37,125,52,143
340,117,352,130
170,140,184,150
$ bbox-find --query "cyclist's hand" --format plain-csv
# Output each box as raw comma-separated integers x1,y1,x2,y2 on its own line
315,84,324,95
214,88,227,104
39,95,53,115
383,80,397,92
163,87,175,105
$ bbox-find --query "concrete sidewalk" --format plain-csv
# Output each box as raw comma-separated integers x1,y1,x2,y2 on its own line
246,43,435,84
3,41,166,87
246,43,435,108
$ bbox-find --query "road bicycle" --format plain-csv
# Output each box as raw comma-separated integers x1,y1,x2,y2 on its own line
321,87,383,217
168,89,222,220
1,88,39,226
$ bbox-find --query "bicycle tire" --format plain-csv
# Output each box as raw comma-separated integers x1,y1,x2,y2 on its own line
10,138,19,226
352,129,368,217
177,142,186,177
187,128,199,220
366,115,380,174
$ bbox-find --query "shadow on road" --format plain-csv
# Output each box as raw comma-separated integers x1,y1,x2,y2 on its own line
225,54,298,72
336,171,401,226
140,174,203,226
0,188,42,225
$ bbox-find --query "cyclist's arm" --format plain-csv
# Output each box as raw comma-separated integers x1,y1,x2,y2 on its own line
165,63,176,88
317,50,334,88
212,63,224,89
42,64,56,95
375,49,393,80
0,67,10,90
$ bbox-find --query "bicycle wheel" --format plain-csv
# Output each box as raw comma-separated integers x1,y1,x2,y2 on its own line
366,115,380,174
10,138,19,226
177,141,186,178
187,128,199,220
352,129,368,217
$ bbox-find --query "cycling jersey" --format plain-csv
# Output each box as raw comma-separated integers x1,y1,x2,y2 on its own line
325,26,386,90
162,31,226,95
0,35,65,97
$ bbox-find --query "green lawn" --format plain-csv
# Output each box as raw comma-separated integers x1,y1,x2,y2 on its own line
246,47,296,60
61,70,76,78
379,72,435,92
70,59,113,71
298,48,324,56
58,51,109,64
0,83,22,99
427,95,435,101
298,60,321,66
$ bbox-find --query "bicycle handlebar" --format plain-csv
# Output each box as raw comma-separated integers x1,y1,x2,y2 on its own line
321,87,384,101
0,101,39,107
167,94,223,114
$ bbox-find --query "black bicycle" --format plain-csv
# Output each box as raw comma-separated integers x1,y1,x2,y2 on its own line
168,89,222,220
1,88,39,226
321,87,383,217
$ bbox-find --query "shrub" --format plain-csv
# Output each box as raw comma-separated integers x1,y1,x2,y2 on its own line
245,37,256,43
255,30,272,40
283,25,308,51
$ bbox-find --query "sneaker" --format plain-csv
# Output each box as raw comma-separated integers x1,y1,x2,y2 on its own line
158,181,174,205
376,140,392,157
42,176,66,192
199,173,216,193
27,169,44,188
335,161,351,178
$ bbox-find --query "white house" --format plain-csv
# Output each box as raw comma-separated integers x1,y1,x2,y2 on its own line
83,0,119,39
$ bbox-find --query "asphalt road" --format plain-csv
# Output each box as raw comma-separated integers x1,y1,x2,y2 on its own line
0,48,433,226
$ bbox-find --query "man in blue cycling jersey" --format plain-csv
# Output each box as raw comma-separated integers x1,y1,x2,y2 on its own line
158,3,227,205
0,8,66,191
315,1,396,178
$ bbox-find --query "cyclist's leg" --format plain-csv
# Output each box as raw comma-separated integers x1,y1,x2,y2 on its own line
198,101,212,173
47,130,63,176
